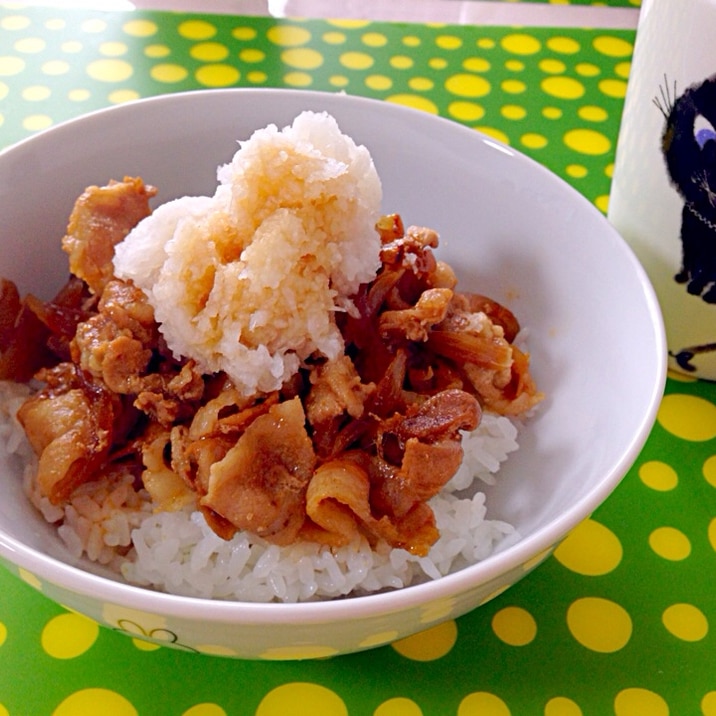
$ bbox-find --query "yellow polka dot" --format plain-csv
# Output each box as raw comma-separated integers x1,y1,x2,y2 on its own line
709,517,716,553
22,85,51,101
499,103,525,120
547,37,581,54
476,126,510,144
385,94,438,114
567,597,632,652
361,32,388,48
122,19,158,37
232,26,257,41
239,48,264,63
576,62,600,77
420,597,457,624
477,38,496,50
539,58,566,74
542,106,562,120
595,195,610,213
52,689,137,716
544,696,583,716
365,74,392,91
61,41,83,53
649,526,691,561
668,369,697,383
86,59,133,82
18,568,42,589
501,33,541,55
604,163,614,178
282,47,323,70
23,113,52,131
521,133,548,150
327,19,370,29
463,57,490,72
429,57,448,70
564,128,611,155
458,692,510,716
0,56,25,76
599,79,628,98
0,621,6,647
614,688,669,716
132,638,161,652
374,698,423,716
445,73,490,98
703,455,716,488
99,41,128,57
436,35,462,50
615,61,631,79
392,621,457,660
181,705,227,716
593,36,633,58
191,42,229,62
662,603,709,641
340,51,374,70
409,77,433,91
81,19,107,33
14,37,46,54
448,101,485,122
505,59,524,71
194,63,239,86
256,683,347,716
390,55,414,70
566,164,587,179
553,518,623,576
267,25,311,47
68,88,91,101
0,704,7,716
358,630,399,648
42,60,69,76
501,79,526,94
542,76,584,100
42,612,99,659
323,31,346,45
108,89,139,104
492,606,537,646
702,692,716,716
637,460,678,491
45,18,66,31
2,15,31,31
402,35,421,47
283,71,313,87
144,44,170,59
658,394,716,441
178,19,216,40
329,75,349,88
150,63,188,83
578,105,608,122
247,71,267,84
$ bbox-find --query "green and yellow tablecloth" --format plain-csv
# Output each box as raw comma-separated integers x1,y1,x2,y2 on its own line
1,3,715,715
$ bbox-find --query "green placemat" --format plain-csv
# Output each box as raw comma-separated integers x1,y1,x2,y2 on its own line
1,5,715,716
1,7,633,208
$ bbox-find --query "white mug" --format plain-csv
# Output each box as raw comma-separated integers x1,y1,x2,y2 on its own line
609,0,716,378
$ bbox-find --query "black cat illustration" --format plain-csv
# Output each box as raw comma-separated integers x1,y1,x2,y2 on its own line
654,74,716,371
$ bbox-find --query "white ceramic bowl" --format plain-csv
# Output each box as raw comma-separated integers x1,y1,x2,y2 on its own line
0,89,666,660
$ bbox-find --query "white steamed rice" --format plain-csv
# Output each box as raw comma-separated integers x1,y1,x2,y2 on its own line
0,379,520,602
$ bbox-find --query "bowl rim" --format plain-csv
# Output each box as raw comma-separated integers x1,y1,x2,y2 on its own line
0,87,668,622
